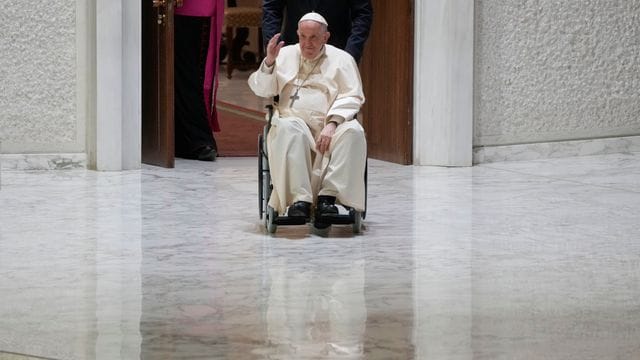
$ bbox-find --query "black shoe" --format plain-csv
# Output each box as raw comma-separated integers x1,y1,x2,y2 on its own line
316,195,338,218
196,146,217,162
313,221,331,230
313,196,337,230
287,201,311,218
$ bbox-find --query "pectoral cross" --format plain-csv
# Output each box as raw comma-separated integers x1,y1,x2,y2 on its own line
289,88,301,107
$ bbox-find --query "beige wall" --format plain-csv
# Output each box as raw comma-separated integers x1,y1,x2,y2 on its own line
0,0,83,155
475,0,640,147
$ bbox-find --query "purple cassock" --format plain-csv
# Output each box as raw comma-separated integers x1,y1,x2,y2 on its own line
175,0,225,132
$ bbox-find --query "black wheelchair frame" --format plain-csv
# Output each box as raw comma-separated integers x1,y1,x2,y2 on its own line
258,104,367,234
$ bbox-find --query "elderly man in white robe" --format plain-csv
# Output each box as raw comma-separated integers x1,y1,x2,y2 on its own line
248,12,367,228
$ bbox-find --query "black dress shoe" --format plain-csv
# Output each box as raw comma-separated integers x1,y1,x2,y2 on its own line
313,196,337,230
287,201,311,218
316,195,338,217
196,146,217,162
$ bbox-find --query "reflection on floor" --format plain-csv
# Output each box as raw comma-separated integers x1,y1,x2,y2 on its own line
1,153,639,359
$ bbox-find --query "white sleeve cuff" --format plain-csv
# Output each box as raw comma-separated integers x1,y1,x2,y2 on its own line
325,115,345,127
260,60,275,74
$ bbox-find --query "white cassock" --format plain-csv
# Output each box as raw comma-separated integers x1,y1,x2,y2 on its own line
248,44,367,214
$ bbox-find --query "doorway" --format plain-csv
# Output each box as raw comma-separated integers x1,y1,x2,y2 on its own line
215,0,269,157
141,0,414,166
215,0,415,164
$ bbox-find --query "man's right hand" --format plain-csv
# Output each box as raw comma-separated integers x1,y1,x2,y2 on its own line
265,33,285,67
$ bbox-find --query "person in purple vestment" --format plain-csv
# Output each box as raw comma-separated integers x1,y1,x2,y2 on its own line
174,0,224,161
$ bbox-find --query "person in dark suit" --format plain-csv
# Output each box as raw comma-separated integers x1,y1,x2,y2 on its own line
262,0,373,63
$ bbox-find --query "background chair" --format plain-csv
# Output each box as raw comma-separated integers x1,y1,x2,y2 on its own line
223,6,263,79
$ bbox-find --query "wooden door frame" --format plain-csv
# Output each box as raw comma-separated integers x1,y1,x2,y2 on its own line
360,0,414,165
141,0,175,168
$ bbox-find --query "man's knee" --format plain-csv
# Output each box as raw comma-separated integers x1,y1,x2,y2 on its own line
274,117,308,137
335,122,366,148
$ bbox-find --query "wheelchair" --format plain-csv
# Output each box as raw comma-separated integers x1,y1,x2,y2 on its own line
258,104,367,234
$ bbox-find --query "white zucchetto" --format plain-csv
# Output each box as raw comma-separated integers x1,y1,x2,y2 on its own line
298,12,328,26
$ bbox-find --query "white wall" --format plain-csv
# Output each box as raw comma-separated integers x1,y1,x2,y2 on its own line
0,0,84,169
414,0,640,165
0,0,140,170
473,0,640,162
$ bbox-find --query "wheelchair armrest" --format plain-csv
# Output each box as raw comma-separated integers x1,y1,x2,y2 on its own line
265,96,279,128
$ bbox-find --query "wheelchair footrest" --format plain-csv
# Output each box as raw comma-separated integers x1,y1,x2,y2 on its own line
319,214,355,225
274,216,308,226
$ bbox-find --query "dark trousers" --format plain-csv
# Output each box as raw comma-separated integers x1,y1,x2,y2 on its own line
174,15,217,158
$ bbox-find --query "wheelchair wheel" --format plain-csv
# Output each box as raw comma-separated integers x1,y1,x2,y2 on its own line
265,206,278,234
362,160,368,220
258,134,264,219
350,208,363,234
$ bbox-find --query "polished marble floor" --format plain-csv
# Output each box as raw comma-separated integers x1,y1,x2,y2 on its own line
1,152,639,360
